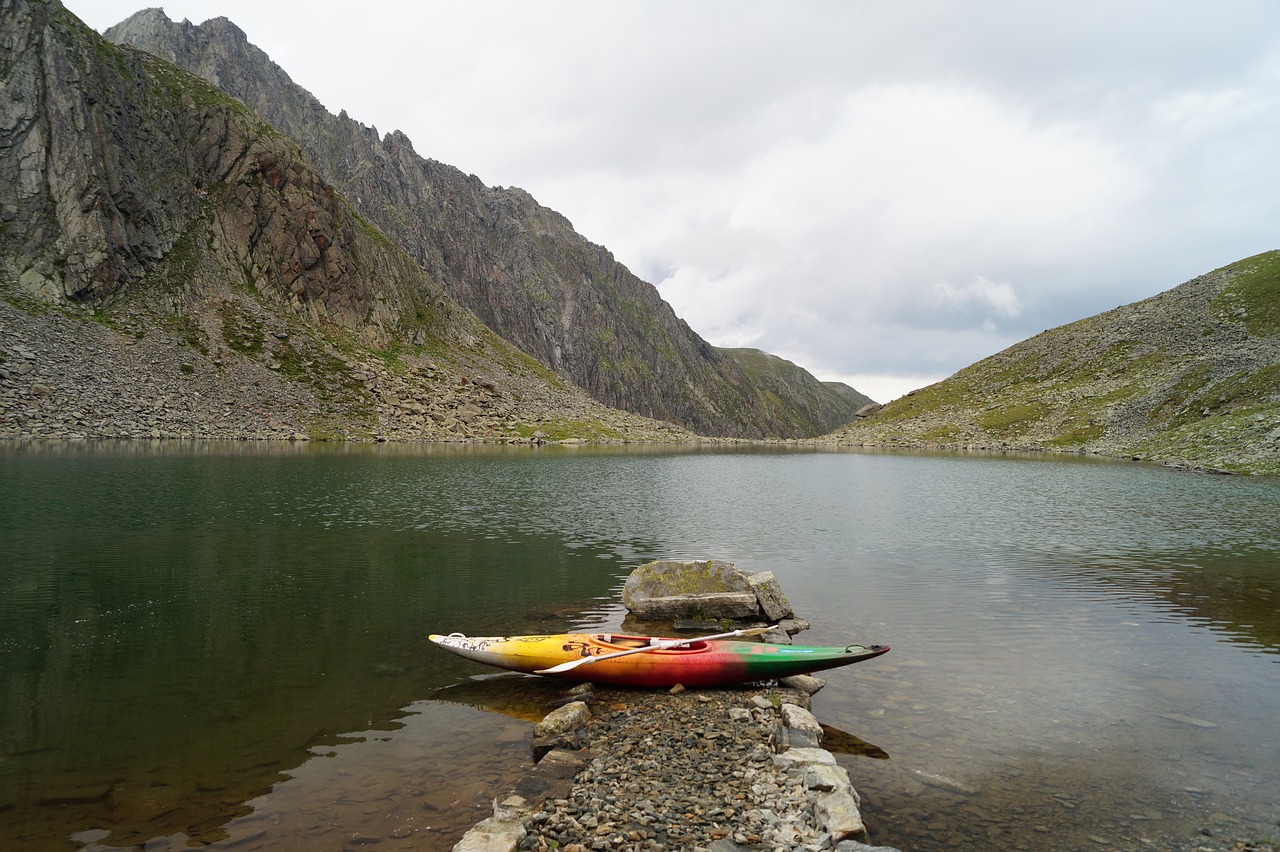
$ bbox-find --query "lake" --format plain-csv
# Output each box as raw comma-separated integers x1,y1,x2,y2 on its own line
1,442,1277,850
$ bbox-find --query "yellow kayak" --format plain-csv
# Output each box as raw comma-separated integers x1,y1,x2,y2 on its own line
429,629,889,687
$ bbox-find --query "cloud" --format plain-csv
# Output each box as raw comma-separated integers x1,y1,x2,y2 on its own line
607,80,1136,378
931,277,1023,321
831,373,949,406
65,0,1280,402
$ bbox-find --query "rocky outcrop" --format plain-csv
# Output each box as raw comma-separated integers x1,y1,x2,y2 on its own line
103,8,869,439
828,251,1280,475
0,0,694,444
2,0,195,303
620,559,797,622
2,0,419,338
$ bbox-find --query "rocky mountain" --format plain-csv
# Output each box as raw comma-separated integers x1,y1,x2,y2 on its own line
0,0,691,443
828,252,1280,474
720,348,874,437
102,8,867,439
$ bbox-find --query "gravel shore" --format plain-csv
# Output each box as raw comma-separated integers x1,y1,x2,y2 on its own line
487,684,899,852
457,683,1280,852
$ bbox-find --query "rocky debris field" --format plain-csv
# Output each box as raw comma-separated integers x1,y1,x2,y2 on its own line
1,297,310,441
0,293,692,445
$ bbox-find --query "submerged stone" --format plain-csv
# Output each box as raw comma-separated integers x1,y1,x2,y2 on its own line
454,815,526,851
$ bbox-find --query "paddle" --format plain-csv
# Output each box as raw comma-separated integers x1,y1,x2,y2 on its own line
535,624,777,674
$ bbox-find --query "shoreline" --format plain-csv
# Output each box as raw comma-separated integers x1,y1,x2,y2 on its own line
456,683,901,852
5,297,1275,474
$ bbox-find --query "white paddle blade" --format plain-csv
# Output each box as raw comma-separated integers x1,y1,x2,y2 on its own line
537,657,597,674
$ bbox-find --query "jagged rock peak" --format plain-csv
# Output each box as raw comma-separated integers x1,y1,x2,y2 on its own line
105,8,311,117
100,2,873,438
106,7,249,47
383,129,417,154
105,8,252,64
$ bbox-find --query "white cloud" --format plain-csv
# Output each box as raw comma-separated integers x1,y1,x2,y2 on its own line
828,373,949,406
931,277,1023,320
64,0,1280,399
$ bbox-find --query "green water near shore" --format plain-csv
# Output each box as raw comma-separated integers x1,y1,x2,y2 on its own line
2,442,1277,850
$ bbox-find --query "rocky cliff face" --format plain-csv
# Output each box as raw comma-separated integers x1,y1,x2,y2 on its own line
103,9,866,438
2,0,193,303
0,0,692,443
830,252,1280,474
1,0,421,338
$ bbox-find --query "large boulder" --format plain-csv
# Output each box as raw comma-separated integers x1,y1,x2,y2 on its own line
621,560,796,622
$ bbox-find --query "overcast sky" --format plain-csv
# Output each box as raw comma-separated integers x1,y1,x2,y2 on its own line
66,1,1280,402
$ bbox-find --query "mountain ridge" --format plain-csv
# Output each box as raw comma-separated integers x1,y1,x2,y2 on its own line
102,7,868,439
0,0,692,444
828,251,1280,474
5,1,1276,473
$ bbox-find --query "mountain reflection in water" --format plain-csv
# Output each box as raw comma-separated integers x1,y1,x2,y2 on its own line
2,442,1277,851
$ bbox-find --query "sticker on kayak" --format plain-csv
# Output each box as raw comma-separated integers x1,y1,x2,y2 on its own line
435,635,552,652
749,645,815,654
562,640,599,659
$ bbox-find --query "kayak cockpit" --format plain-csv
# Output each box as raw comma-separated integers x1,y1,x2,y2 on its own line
590,634,710,653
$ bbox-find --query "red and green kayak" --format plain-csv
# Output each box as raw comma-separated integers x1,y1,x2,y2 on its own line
428,628,889,687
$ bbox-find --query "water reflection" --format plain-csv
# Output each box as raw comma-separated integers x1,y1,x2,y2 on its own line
65,700,538,851
819,724,891,760
64,666,598,850
2,443,1278,851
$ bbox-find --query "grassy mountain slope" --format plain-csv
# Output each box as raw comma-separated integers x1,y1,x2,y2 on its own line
828,252,1280,474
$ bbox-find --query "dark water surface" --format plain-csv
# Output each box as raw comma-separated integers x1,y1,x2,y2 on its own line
1,442,1277,850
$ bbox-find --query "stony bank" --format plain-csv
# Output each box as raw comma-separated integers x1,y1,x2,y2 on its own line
456,683,900,852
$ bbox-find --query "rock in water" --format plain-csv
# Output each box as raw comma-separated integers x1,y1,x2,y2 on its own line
749,570,796,621
620,559,796,622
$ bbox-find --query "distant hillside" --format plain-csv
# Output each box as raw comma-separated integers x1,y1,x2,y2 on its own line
824,381,878,407
828,252,1280,474
103,8,867,439
720,348,873,436
0,0,690,444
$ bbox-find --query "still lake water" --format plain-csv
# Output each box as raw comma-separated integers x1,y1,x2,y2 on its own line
1,442,1278,851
